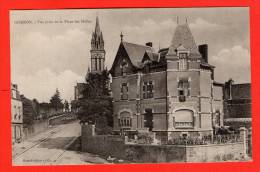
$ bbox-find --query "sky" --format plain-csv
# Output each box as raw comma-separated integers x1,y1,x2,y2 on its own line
10,8,250,102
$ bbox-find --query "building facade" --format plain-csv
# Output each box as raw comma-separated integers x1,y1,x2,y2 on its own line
223,79,251,128
110,22,224,140
11,84,23,144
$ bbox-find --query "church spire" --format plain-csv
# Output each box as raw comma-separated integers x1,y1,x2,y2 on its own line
94,16,101,35
91,16,104,50
90,16,106,74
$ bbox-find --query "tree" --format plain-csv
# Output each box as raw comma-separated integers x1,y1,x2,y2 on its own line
64,100,70,112
77,70,113,133
50,89,64,112
32,98,40,119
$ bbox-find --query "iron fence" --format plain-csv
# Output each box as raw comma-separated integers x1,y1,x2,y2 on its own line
126,133,242,145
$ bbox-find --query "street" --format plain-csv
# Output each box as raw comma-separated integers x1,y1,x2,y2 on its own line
12,121,108,165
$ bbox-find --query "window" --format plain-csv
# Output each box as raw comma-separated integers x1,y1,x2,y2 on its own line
14,106,17,116
144,108,153,131
121,60,128,76
143,81,154,99
121,83,128,100
119,117,132,127
179,52,188,58
178,53,188,70
119,111,132,128
99,58,102,70
95,58,97,70
174,109,194,128
177,78,190,102
213,110,221,127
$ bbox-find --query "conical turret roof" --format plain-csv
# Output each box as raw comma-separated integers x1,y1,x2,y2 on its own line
168,23,200,56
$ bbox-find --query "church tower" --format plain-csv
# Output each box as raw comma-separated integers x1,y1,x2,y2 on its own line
90,16,106,73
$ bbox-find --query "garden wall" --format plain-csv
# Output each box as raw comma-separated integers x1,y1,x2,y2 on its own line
81,125,247,163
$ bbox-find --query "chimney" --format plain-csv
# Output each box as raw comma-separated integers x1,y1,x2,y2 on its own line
198,44,208,63
146,42,153,47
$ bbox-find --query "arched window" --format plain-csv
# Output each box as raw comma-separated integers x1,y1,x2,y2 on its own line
174,109,194,128
119,111,132,128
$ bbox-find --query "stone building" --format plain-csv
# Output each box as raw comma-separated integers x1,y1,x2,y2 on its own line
223,79,251,128
11,83,23,144
110,22,224,140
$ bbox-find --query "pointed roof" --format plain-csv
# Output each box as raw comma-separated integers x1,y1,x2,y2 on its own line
122,42,155,68
168,23,200,56
92,16,103,41
94,16,101,35
91,16,104,50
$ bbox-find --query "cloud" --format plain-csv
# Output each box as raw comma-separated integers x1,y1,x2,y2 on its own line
122,18,177,50
120,17,224,51
210,45,251,83
12,68,84,102
11,28,91,77
189,18,224,30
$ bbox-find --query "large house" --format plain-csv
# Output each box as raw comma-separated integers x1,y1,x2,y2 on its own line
11,84,23,144
110,21,224,140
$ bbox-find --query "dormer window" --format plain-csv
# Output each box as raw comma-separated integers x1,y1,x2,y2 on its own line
179,52,188,59
176,45,189,70
179,56,188,70
120,60,128,76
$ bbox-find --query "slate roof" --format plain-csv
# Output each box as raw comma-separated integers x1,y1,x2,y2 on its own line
168,23,200,56
145,51,159,62
121,42,156,68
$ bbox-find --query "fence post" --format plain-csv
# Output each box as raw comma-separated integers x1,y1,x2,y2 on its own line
91,125,96,136
239,127,248,158
124,135,129,143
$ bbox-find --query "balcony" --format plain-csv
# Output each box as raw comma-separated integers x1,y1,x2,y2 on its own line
179,95,186,102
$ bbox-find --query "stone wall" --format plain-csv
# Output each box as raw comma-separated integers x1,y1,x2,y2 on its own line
186,143,244,162
48,113,77,126
81,124,247,163
23,120,49,139
81,125,126,159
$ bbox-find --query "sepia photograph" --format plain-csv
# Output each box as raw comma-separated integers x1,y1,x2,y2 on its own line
10,7,251,165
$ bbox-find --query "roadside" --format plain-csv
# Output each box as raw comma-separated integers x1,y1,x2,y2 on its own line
13,121,110,165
